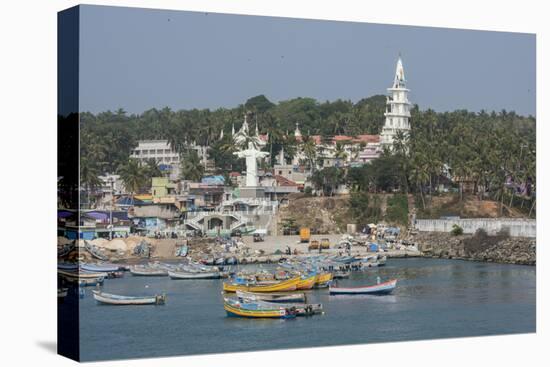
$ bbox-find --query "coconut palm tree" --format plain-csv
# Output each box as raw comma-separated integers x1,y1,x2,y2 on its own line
118,158,147,203
80,156,102,208
301,136,318,173
180,149,205,182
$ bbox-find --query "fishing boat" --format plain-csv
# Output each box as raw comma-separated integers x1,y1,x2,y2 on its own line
223,276,300,293
314,272,333,288
236,290,306,303
243,299,323,316
84,240,109,261
168,270,220,279
80,263,120,273
129,266,168,276
58,269,106,279
329,279,397,295
225,256,238,265
78,277,105,286
295,274,317,290
223,298,297,319
92,290,166,305
333,271,350,279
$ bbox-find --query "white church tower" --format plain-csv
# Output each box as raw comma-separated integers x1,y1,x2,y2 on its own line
380,56,411,148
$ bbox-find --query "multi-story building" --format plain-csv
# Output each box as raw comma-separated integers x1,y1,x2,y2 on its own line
380,56,411,148
130,140,180,166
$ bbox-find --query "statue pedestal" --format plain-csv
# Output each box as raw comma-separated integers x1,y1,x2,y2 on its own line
238,186,266,199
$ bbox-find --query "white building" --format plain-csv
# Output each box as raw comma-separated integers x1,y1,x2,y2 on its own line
380,56,411,148
130,140,180,166
98,174,124,195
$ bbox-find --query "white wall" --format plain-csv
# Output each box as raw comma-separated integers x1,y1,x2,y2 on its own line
414,218,536,238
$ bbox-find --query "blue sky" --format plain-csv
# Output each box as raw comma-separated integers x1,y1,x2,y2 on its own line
79,5,536,116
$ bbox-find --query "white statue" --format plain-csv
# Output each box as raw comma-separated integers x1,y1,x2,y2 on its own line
235,142,269,187
233,113,269,187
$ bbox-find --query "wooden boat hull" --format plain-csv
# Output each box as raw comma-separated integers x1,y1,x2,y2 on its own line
168,270,220,279
58,269,105,279
236,290,306,303
314,272,333,288
92,290,165,305
329,279,397,295
223,302,295,319
223,277,300,293
81,263,120,272
296,275,316,290
129,267,168,276
245,300,323,316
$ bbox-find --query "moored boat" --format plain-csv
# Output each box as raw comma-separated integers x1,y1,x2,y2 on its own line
80,263,121,273
295,274,317,290
168,270,220,279
247,300,323,316
236,290,306,303
314,272,333,288
223,276,300,293
58,269,106,279
329,279,397,295
129,266,168,276
223,298,297,319
92,290,166,305
333,271,350,279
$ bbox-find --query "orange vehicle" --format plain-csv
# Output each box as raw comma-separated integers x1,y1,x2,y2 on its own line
308,240,320,251
299,227,311,243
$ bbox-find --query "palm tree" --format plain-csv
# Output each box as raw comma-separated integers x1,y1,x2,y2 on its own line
145,158,163,178
301,136,318,173
118,158,147,203
334,141,348,166
80,156,102,208
180,149,205,182
409,154,430,210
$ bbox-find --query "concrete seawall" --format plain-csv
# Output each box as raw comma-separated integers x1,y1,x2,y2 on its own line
414,218,536,238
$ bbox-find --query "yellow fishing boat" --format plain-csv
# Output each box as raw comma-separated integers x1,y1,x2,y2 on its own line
296,274,316,290
223,300,296,319
223,276,301,293
314,272,333,288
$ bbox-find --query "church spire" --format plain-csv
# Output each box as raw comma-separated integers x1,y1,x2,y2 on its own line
241,113,249,134
294,123,302,138
393,55,405,88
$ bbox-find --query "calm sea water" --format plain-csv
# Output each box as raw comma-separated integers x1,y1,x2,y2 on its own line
71,258,535,361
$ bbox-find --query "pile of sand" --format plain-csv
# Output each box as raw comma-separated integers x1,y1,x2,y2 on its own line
57,236,72,245
90,238,108,247
99,238,128,252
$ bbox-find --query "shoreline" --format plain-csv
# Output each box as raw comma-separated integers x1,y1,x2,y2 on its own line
74,232,535,266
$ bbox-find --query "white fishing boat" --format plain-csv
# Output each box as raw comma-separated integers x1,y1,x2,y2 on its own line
92,290,166,305
168,270,220,279
329,279,397,295
129,266,168,276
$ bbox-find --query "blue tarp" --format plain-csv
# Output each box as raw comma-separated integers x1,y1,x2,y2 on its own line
201,175,225,185
116,196,145,206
